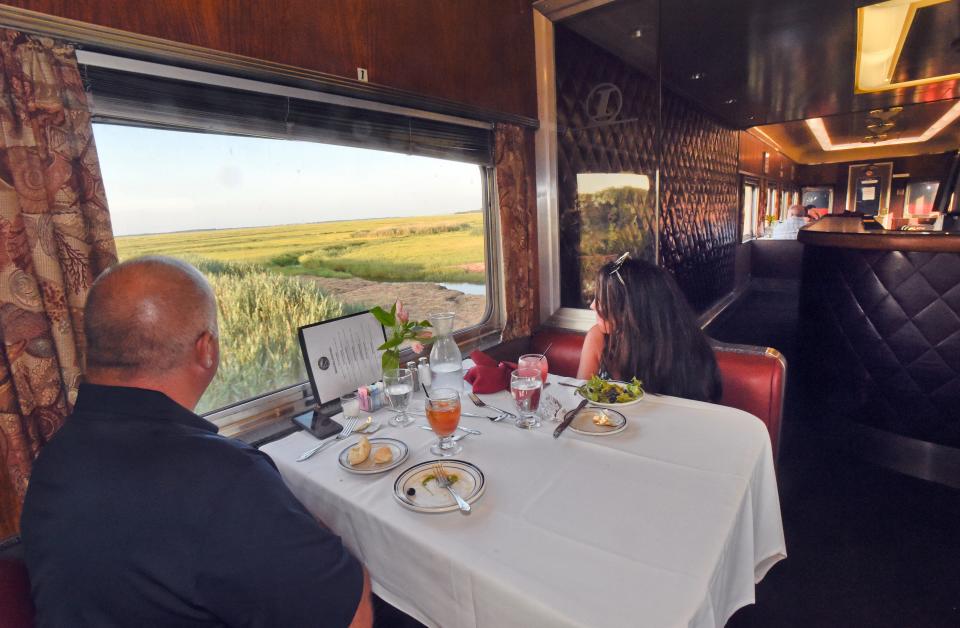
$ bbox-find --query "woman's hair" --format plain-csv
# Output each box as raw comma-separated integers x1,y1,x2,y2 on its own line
594,258,721,402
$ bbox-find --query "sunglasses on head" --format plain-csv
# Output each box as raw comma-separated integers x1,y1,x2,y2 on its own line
608,251,630,286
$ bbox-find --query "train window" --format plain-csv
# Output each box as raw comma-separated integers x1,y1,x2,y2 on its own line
904,181,940,215
742,181,760,241
94,124,490,415
82,57,498,422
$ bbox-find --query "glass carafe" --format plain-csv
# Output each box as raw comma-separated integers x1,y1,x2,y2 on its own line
428,312,463,391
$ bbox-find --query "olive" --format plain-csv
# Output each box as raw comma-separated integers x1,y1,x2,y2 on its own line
406,487,416,497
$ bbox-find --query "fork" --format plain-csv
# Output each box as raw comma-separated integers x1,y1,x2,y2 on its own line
297,417,359,462
467,392,516,421
434,463,471,513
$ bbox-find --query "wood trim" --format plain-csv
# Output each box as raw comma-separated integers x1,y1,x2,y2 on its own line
798,229,960,253
0,4,539,129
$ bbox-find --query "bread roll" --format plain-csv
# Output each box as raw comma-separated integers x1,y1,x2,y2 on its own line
348,436,371,465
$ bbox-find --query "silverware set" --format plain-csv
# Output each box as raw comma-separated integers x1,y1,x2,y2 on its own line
467,392,516,422
418,425,481,437
296,417,381,462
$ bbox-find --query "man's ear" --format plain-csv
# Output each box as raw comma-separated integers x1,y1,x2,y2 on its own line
195,331,218,371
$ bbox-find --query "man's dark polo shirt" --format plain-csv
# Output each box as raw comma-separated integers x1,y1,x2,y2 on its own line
21,384,363,627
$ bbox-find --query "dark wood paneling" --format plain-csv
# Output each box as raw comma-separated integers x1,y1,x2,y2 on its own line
556,27,740,314
797,152,955,212
738,130,797,184
4,0,537,119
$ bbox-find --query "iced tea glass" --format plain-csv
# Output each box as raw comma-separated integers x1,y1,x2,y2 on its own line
518,353,549,384
426,388,462,456
511,368,542,429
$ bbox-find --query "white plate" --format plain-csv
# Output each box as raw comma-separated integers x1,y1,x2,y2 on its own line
575,380,644,408
568,408,628,436
393,460,486,513
338,437,408,474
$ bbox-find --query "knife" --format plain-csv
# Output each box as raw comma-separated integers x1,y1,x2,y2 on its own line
554,398,589,438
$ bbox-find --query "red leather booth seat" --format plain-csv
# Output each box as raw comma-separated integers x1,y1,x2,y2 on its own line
527,328,786,459
0,557,34,628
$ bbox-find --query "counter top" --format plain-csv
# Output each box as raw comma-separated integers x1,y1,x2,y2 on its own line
797,216,960,253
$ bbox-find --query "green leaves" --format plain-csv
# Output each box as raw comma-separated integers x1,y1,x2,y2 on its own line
372,304,434,373
370,305,396,328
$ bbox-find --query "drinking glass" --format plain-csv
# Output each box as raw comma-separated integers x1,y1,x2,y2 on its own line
383,368,415,427
511,368,543,429
518,353,549,384
426,388,462,456
339,391,360,421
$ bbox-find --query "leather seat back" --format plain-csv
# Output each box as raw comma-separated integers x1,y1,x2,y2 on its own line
0,557,34,628
527,328,785,459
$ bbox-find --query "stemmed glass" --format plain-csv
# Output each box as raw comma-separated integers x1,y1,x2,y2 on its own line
383,368,414,427
511,368,543,429
426,388,462,456
518,353,549,384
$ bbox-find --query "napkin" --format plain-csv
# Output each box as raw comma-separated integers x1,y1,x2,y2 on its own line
464,350,516,394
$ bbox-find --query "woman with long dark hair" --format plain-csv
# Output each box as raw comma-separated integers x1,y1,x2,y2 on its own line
577,254,722,402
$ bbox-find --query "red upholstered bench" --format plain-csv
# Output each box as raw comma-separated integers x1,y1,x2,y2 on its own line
0,556,34,628
524,328,786,460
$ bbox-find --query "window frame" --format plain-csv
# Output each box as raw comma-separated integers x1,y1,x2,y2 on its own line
86,59,505,437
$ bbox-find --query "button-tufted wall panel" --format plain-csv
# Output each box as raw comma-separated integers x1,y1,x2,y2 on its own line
800,245,960,447
555,27,739,312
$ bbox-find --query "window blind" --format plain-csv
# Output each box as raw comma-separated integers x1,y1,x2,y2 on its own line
82,65,494,166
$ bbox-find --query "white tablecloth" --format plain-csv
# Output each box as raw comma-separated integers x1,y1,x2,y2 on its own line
261,374,786,628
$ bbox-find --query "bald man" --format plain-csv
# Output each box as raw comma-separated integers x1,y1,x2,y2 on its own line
21,256,372,628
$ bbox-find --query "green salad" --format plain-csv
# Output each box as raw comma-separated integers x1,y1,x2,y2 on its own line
577,375,644,404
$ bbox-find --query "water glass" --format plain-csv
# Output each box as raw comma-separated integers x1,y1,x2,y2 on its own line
426,388,462,456
383,368,414,427
518,353,549,384
511,368,543,429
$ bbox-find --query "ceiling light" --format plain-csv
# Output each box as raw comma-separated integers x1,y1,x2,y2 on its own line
724,98,737,105
632,29,643,39
690,73,704,80
806,100,960,150
856,0,958,93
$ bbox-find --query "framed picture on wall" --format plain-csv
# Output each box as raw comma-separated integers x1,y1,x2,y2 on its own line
801,186,833,212
846,162,893,215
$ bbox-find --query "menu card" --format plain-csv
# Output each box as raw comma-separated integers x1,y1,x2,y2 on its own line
298,311,386,406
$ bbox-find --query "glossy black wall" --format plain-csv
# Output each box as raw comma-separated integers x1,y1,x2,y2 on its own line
555,26,739,312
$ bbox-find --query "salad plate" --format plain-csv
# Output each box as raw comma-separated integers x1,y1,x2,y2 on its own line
575,376,644,408
393,460,486,513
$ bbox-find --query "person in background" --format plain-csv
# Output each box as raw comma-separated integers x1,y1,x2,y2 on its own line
21,256,372,628
577,254,721,402
771,204,809,239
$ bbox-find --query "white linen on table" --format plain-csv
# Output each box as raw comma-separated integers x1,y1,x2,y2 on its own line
261,374,785,628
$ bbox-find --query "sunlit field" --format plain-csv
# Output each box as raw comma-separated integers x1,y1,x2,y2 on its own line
117,211,485,284
115,213,485,413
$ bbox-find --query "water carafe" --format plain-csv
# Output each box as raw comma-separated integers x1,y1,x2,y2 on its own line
428,312,463,391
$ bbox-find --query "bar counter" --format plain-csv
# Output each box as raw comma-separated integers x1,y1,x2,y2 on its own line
797,217,960,486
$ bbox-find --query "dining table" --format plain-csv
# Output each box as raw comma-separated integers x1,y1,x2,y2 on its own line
260,369,786,628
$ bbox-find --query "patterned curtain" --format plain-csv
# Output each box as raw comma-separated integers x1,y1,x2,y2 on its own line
0,29,117,538
494,123,539,341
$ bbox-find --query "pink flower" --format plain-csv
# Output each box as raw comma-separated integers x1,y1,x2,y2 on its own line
396,299,409,324
411,341,425,354
417,331,433,341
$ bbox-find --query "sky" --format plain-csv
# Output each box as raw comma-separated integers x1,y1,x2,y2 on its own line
93,124,484,236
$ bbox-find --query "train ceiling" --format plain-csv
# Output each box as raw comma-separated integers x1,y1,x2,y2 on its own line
545,0,960,163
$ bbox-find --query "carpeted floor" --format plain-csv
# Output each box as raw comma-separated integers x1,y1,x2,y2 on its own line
712,287,960,628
